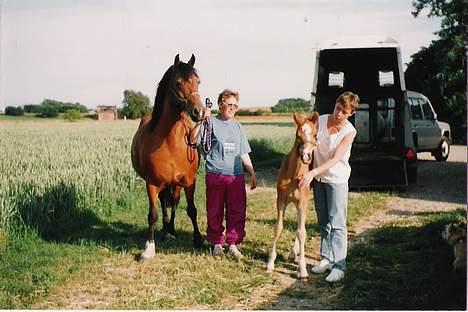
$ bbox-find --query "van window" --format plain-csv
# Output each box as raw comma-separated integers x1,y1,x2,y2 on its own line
379,70,394,87
376,98,395,143
355,103,370,144
328,71,344,88
420,98,434,120
409,97,423,120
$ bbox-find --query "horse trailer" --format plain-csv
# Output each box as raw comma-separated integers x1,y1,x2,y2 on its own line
311,36,418,188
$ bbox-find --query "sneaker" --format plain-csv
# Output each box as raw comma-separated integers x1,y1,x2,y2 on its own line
228,244,243,261
325,268,345,283
213,244,224,258
311,259,333,274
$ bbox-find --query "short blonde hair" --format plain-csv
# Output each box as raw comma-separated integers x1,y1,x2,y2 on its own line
336,91,360,112
217,89,239,107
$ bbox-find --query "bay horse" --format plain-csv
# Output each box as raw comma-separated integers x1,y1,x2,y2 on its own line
266,112,319,278
131,54,205,259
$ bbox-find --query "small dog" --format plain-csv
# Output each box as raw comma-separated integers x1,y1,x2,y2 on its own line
442,221,467,271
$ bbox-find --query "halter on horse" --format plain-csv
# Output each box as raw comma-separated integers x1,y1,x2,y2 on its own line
266,112,319,278
131,54,206,259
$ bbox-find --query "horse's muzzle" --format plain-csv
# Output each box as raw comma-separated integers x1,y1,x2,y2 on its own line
301,153,313,164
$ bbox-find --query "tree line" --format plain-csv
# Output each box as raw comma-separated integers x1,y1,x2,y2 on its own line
5,99,88,118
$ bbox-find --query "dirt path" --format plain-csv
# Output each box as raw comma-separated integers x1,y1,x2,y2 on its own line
257,145,466,310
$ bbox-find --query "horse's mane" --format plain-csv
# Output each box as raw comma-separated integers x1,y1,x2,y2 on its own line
150,63,198,129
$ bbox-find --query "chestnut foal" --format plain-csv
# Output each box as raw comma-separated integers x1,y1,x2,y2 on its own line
266,112,319,279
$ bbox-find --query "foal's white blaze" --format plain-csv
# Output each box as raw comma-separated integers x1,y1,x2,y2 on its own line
301,123,312,137
300,123,314,157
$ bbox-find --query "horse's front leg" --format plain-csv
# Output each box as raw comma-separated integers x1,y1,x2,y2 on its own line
296,199,309,279
266,198,286,273
142,182,160,260
184,183,203,248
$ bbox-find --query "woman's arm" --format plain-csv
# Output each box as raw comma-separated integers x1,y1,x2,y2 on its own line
298,131,356,188
240,153,257,190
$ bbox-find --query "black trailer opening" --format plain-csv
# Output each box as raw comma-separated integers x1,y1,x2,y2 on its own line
312,44,417,188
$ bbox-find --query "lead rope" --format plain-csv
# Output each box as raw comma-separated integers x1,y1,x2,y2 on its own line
200,98,213,154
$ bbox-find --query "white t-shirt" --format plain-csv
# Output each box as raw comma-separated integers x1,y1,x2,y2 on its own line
313,114,356,184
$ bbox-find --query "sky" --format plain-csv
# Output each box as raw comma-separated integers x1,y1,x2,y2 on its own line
0,0,441,110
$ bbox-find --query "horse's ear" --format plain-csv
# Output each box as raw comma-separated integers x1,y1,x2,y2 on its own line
293,112,303,125
188,54,196,66
309,111,319,124
174,54,180,66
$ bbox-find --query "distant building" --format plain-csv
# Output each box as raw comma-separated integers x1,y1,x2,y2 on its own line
96,105,118,121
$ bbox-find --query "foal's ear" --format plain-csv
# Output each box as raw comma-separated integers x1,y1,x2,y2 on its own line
174,54,180,66
308,111,319,124
188,54,196,66
293,112,304,125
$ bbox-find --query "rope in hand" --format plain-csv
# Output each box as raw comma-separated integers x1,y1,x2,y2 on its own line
200,98,213,154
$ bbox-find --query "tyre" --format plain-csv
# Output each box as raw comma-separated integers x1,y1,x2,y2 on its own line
434,137,450,161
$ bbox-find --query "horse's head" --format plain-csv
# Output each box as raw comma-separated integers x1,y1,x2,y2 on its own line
293,112,319,164
171,54,205,122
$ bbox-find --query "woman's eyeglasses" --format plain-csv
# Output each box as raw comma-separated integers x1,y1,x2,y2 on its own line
224,103,238,109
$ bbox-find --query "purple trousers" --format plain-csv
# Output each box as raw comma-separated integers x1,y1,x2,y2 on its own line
205,172,246,245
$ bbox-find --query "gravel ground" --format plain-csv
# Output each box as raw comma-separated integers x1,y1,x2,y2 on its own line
351,145,466,236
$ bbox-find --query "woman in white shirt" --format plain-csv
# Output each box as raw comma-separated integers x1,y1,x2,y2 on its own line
299,91,360,283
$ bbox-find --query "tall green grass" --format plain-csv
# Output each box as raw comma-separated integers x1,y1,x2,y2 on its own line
0,121,295,239
0,121,141,239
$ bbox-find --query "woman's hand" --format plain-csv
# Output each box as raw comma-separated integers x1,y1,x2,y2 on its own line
203,108,211,119
298,169,317,189
250,173,257,190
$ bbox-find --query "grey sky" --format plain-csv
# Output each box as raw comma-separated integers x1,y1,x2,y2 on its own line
1,0,441,109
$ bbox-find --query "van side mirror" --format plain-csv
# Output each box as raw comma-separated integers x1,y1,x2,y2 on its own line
433,112,437,120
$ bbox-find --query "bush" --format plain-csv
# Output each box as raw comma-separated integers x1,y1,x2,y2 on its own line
37,104,59,118
5,106,24,116
64,109,82,122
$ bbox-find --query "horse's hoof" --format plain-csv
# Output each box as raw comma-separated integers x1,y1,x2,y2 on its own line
161,231,176,240
193,234,204,249
297,271,309,280
288,252,298,263
297,275,309,281
266,266,275,274
140,240,155,260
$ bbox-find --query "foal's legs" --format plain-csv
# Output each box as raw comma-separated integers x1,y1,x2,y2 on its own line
142,182,160,259
266,199,286,273
295,199,309,279
184,183,203,248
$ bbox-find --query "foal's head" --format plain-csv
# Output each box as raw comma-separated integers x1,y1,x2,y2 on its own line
170,54,204,121
293,112,319,164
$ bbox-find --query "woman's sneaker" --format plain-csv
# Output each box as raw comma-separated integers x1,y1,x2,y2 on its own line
325,268,345,282
228,244,243,261
311,259,333,274
213,244,224,258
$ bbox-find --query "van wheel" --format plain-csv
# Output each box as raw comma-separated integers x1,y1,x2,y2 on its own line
434,137,450,161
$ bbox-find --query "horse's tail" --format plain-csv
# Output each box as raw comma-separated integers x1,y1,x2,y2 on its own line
158,185,174,208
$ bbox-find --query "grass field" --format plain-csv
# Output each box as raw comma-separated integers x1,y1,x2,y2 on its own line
0,118,465,309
